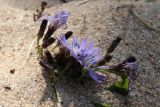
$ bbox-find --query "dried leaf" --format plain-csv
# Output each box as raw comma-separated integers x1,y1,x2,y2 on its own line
44,50,55,65
42,37,56,48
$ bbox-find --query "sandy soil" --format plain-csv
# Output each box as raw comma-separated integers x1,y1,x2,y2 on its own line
0,0,159,107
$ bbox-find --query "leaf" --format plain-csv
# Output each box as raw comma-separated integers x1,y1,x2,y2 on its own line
59,62,72,76
108,78,129,96
92,102,112,107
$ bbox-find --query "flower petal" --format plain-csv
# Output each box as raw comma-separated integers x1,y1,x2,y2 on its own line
80,37,88,51
39,11,70,29
88,70,106,83
58,34,70,50
87,40,94,51
97,66,111,69
72,37,80,49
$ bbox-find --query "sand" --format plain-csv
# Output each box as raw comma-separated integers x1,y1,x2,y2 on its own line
0,0,159,107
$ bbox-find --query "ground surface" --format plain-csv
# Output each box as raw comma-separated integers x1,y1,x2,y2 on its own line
0,0,159,107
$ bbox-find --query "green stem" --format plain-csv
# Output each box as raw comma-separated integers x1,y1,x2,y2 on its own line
36,35,44,58
78,69,87,81
37,45,43,58
59,62,72,76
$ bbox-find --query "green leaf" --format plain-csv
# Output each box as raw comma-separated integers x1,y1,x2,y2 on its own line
77,69,87,82
100,69,128,79
108,78,129,96
81,69,87,77
92,102,112,107
59,62,72,76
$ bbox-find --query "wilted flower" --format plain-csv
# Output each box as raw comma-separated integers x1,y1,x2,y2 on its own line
123,57,138,92
57,34,110,83
112,57,138,91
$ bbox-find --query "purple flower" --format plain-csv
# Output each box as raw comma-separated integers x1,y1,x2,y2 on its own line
112,57,138,91
39,11,70,42
57,34,110,83
88,70,106,83
39,11,70,30
121,57,138,83
123,61,138,91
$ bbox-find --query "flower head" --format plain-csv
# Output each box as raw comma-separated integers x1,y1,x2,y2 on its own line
123,58,138,92
40,11,70,30
113,57,138,91
57,34,110,83
121,57,138,81
39,11,70,42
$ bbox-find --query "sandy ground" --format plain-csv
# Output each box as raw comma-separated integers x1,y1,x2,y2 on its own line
0,0,160,107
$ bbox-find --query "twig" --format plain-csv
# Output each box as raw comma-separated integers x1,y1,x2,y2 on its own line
110,3,118,16
19,37,36,70
74,0,88,6
104,5,133,56
49,75,62,107
26,37,36,61
130,8,160,32
53,84,62,107
33,1,47,21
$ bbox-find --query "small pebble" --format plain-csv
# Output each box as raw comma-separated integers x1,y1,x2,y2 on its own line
4,86,11,91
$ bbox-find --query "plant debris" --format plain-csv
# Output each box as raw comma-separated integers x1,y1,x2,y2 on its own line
10,69,15,74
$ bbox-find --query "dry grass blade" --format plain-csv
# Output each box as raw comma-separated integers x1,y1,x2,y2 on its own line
18,37,36,70
74,0,88,6
130,8,160,32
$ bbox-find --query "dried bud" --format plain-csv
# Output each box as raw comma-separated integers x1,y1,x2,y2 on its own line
65,31,73,39
42,27,56,42
44,50,55,65
98,55,113,65
122,56,136,64
107,36,122,54
42,37,56,48
37,19,48,39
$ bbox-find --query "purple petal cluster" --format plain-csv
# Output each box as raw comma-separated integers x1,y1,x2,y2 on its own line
40,11,70,29
57,34,110,83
